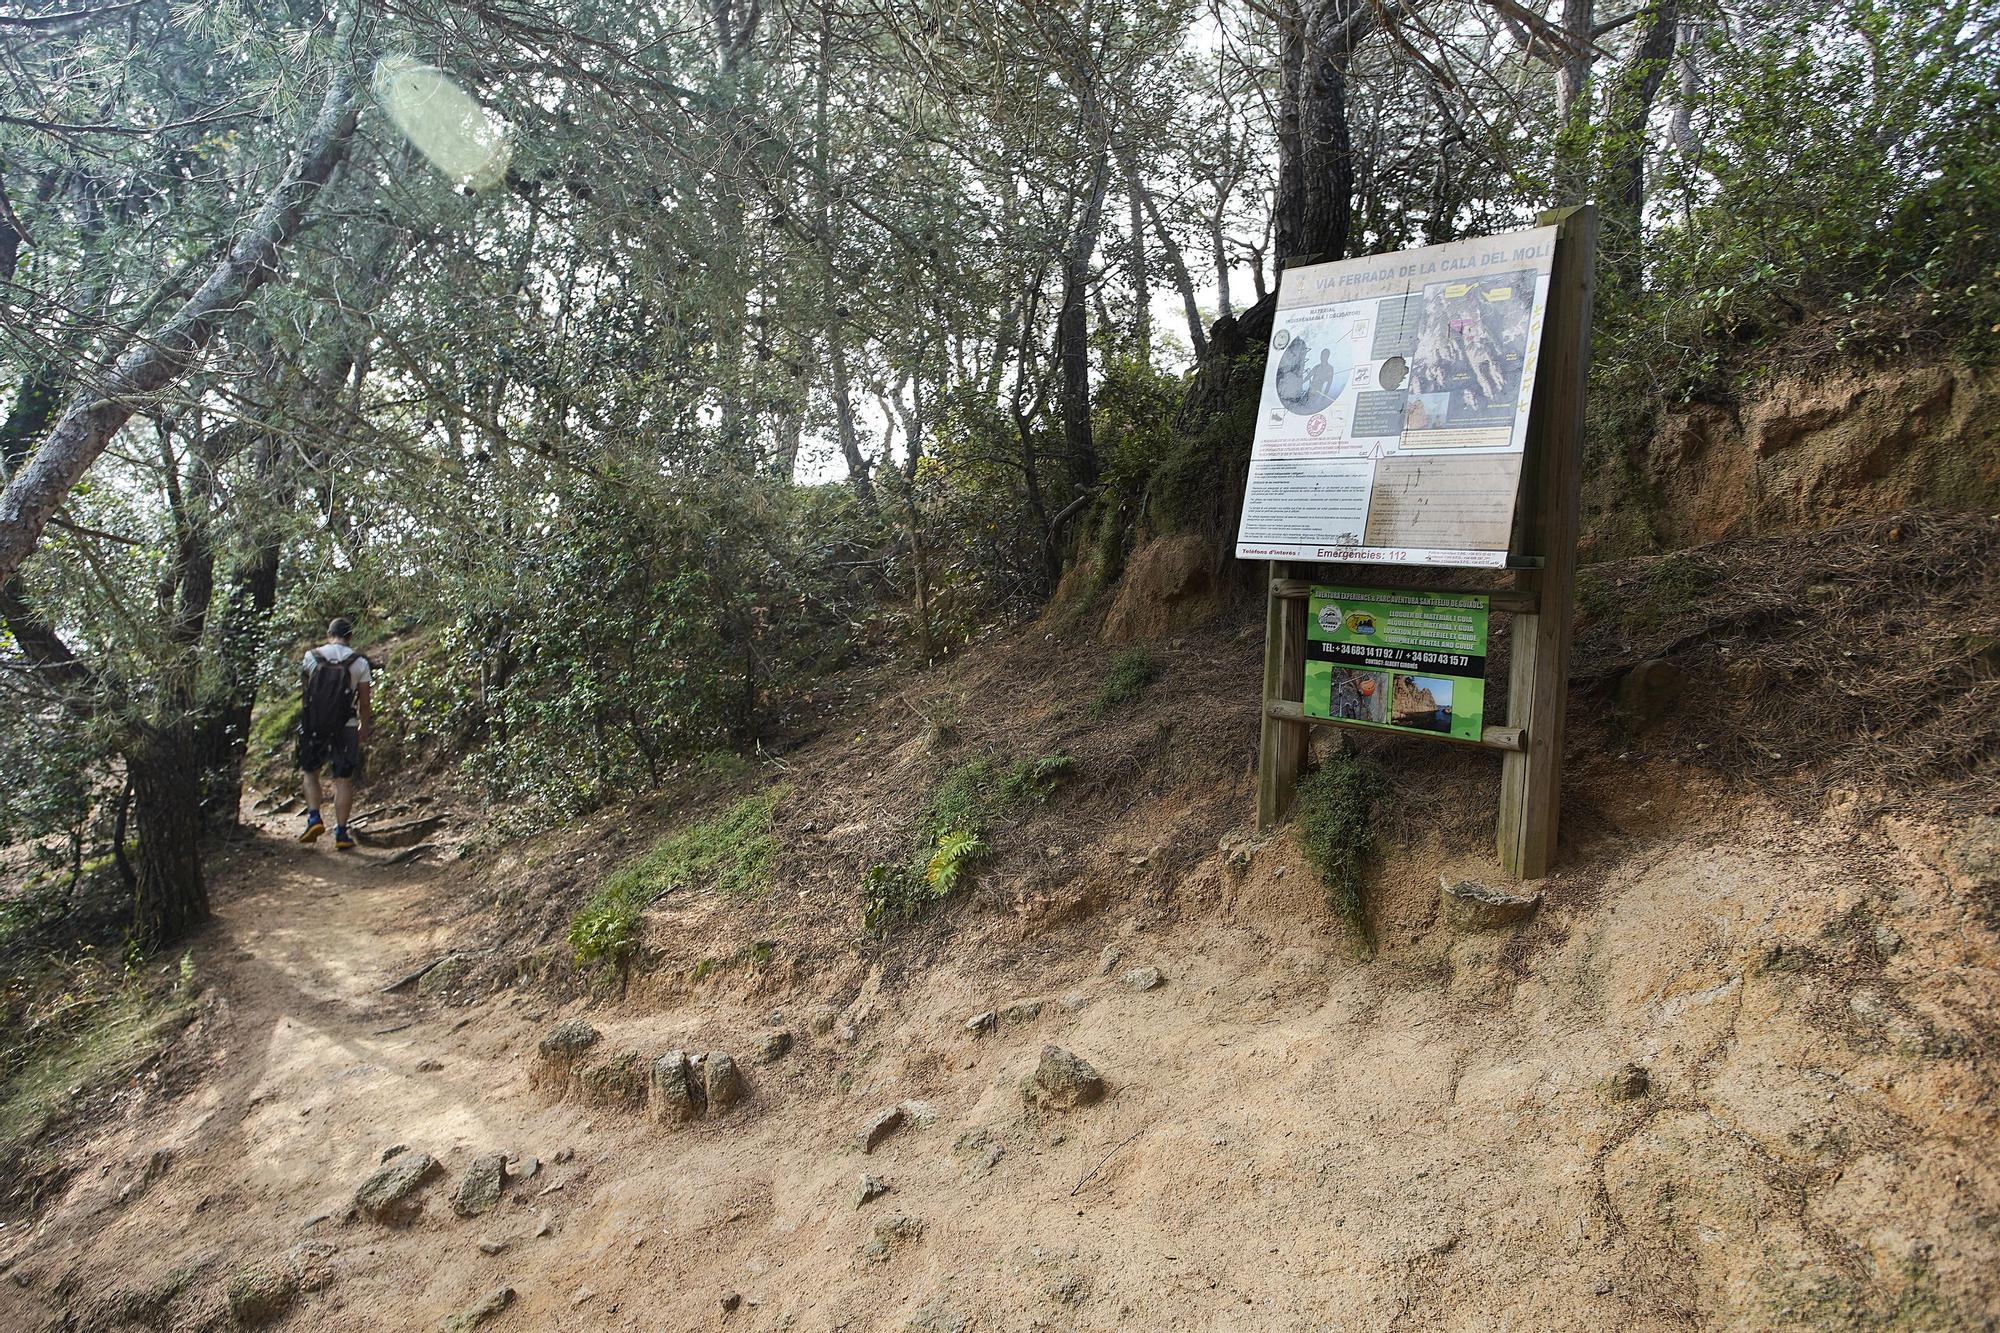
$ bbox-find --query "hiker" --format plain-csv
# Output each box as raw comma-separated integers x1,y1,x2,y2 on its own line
297,617,373,850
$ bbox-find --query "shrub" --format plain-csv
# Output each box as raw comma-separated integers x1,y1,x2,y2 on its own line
1092,650,1160,714
861,751,1072,933
1294,754,1377,942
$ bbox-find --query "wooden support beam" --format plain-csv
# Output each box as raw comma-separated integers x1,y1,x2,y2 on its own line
1496,204,1597,880
1263,699,1525,752
1255,560,1309,830
1269,578,1539,616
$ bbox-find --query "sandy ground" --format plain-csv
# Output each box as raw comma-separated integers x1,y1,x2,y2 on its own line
1,770,1995,1332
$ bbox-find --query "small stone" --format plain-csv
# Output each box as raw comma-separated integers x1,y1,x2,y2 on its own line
355,1152,443,1226
533,1213,554,1237
704,1051,744,1112
720,1291,742,1312
572,1286,597,1307
875,1215,923,1246
858,1104,907,1153
417,954,474,997
856,1174,890,1207
807,1006,839,1034
476,1237,507,1256
1025,1046,1105,1110
552,1146,575,1164
1059,991,1091,1013
453,1152,509,1217
508,1155,540,1182
1617,659,1686,727
414,1057,444,1073
649,1051,701,1123
381,1144,408,1163
965,1011,997,1036
537,1018,600,1061
1096,945,1122,975
756,1030,793,1063
440,1286,514,1333
225,1260,299,1327
1439,874,1542,930
1121,966,1164,992
1598,1063,1651,1103
1002,999,1044,1022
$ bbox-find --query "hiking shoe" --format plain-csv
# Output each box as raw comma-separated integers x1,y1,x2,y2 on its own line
334,825,356,851
300,811,325,843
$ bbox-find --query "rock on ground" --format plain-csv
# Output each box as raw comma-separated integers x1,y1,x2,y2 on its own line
538,1017,600,1058
649,1050,700,1123
1439,875,1542,930
1598,1063,1652,1103
858,1104,906,1153
1122,966,1164,991
224,1261,299,1328
440,1286,514,1331
530,1017,600,1092
1025,1046,1105,1110
355,1152,443,1226
704,1051,744,1111
452,1152,509,1217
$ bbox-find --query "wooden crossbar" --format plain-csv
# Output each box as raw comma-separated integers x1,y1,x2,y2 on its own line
1268,578,1539,616
1262,700,1525,752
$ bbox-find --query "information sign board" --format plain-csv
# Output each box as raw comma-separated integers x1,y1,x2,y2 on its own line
1235,227,1558,567
1303,586,1490,742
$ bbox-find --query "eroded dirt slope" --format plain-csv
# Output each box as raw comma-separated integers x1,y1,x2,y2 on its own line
2,516,1997,1331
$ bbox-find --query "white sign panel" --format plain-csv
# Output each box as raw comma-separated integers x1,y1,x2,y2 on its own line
1234,226,1558,568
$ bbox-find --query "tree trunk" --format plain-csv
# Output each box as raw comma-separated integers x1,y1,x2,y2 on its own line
1126,159,1151,361
0,45,361,588
1057,148,1112,494
1601,1,1681,291
127,728,209,951
1553,0,1597,202
1275,0,1373,266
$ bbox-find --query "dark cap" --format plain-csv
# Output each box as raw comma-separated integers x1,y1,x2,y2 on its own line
328,617,353,640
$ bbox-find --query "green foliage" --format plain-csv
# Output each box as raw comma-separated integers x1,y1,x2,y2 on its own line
1294,755,1378,942
568,787,787,964
861,751,1072,933
924,828,988,894
1093,649,1160,714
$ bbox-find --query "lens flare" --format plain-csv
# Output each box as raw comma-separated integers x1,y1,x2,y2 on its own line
372,55,512,191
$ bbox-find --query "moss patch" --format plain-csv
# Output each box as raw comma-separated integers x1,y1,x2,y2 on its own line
568,787,787,965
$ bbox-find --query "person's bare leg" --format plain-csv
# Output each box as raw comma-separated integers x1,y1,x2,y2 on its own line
332,777,354,830
303,770,324,814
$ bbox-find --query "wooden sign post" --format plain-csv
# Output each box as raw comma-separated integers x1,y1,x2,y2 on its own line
1254,205,1597,881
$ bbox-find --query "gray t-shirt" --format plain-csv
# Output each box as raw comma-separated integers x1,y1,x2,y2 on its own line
301,643,372,729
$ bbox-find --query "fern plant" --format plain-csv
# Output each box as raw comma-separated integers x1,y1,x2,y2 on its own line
924,829,988,892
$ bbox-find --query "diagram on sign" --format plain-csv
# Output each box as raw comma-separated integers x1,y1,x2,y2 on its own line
1235,227,1557,568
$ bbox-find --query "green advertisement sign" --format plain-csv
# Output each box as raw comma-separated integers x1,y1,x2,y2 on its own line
1303,586,1490,740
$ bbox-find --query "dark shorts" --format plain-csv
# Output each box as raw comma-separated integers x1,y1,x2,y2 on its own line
297,728,363,780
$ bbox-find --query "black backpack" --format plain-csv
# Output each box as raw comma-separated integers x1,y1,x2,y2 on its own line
301,648,363,739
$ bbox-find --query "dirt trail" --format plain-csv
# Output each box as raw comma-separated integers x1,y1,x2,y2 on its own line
3,784,1998,1331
